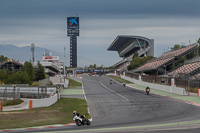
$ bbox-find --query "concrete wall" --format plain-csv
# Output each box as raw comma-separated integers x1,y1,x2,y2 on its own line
29,94,58,108
121,75,187,96
50,76,68,87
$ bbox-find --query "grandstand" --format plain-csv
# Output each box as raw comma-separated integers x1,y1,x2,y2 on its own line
131,43,198,75
0,59,23,70
168,56,200,77
108,35,154,72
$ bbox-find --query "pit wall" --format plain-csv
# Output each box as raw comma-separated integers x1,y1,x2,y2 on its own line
121,75,188,96
28,94,58,108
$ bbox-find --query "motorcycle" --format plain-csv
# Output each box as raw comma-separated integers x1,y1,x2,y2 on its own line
123,82,126,87
146,87,150,95
73,115,92,126
110,80,112,84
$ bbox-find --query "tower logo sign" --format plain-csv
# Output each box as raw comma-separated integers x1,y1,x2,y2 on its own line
67,17,79,29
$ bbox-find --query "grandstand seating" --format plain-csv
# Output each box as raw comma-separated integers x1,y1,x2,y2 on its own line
168,62,200,76
132,43,198,74
136,57,173,71
112,54,133,70
159,44,197,59
191,73,200,79
117,63,130,71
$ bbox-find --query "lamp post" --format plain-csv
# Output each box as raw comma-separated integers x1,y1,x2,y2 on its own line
31,43,35,65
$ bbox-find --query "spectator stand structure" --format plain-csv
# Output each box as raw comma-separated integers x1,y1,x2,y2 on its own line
124,43,200,94
131,43,198,75
0,59,23,70
107,35,154,73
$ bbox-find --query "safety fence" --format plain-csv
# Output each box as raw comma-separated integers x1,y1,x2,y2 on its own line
0,86,20,104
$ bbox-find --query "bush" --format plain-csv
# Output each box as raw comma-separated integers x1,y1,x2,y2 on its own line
32,81,39,86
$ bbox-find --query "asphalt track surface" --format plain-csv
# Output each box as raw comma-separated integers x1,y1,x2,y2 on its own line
6,75,200,133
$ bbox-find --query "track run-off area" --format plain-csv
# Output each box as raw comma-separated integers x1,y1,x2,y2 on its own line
5,75,200,133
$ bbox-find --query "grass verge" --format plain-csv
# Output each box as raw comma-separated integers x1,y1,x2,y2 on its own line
0,99,23,106
107,75,132,84
0,98,90,129
65,78,82,89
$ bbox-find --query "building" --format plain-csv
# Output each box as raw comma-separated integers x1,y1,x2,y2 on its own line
107,35,154,72
40,51,63,76
0,59,23,70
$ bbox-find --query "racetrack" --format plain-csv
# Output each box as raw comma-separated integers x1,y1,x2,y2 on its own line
82,75,200,127
7,75,200,133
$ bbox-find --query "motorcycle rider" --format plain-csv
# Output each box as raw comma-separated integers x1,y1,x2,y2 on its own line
146,86,150,95
110,79,112,84
123,82,126,87
73,111,85,119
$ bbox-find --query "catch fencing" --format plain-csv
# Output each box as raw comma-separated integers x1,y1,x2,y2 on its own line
0,86,20,104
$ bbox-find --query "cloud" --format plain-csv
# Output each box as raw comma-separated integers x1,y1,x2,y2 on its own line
1,0,200,67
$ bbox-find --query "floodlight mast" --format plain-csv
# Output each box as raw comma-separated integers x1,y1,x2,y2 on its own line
31,43,35,64
64,46,66,75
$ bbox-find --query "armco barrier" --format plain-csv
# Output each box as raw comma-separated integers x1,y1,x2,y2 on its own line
28,94,58,108
121,75,188,96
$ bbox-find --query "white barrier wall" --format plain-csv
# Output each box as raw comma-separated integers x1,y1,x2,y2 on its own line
0,87,56,95
107,73,116,76
121,75,188,96
29,94,58,108
198,89,200,97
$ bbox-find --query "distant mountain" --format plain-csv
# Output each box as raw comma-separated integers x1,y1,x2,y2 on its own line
0,44,64,63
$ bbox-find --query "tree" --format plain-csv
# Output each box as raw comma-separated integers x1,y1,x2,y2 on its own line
128,56,154,70
0,69,9,83
35,61,45,81
89,64,97,69
197,38,200,44
171,44,185,50
5,71,30,84
0,55,8,62
22,61,35,83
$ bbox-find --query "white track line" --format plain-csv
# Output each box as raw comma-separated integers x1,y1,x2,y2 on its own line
99,82,129,102
82,82,92,118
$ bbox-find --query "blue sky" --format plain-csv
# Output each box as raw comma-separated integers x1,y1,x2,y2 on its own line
0,0,200,67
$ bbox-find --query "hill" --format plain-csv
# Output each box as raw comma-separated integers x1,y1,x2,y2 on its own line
0,44,64,63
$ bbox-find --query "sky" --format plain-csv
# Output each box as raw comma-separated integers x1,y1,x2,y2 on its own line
0,0,200,67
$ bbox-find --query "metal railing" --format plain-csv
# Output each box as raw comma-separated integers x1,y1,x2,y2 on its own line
0,86,20,104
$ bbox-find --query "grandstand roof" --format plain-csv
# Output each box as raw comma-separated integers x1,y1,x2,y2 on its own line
107,35,151,51
132,43,198,73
